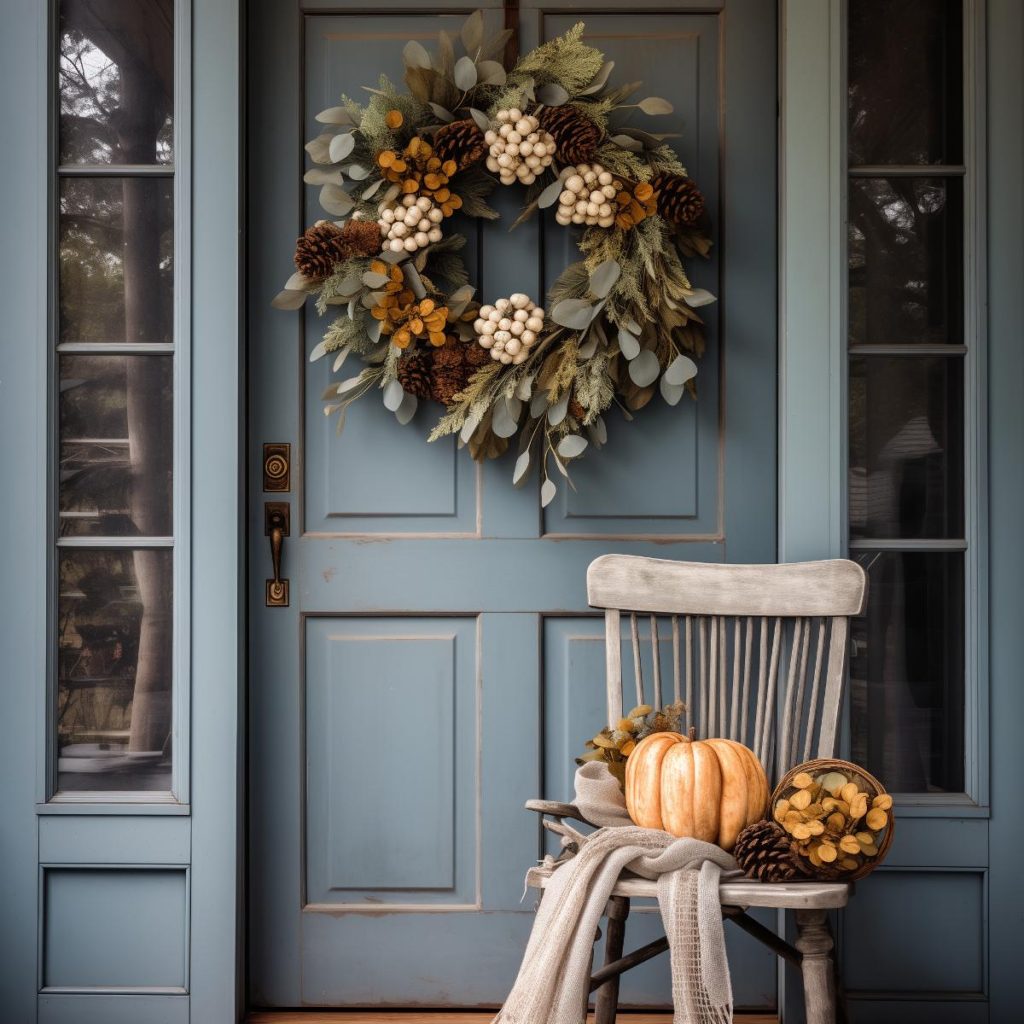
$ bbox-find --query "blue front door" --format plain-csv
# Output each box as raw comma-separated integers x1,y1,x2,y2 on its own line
247,0,776,1008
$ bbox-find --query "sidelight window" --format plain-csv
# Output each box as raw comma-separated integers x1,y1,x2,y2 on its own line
846,0,976,796
52,0,181,798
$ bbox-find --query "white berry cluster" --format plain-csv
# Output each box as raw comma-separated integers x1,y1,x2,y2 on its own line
474,293,545,364
555,163,622,227
484,109,556,186
377,194,444,255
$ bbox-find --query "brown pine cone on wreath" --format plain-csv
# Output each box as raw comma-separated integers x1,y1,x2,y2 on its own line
433,119,487,170
339,218,384,258
294,221,350,280
396,349,434,399
651,173,706,226
734,819,805,883
538,105,602,165
430,338,489,405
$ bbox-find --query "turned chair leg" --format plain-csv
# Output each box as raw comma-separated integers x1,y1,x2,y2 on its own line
594,895,630,1024
795,909,837,1024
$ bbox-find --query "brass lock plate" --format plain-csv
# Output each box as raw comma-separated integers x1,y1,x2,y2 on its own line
263,443,291,492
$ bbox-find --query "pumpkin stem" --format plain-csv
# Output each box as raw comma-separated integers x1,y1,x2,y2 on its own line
688,726,697,741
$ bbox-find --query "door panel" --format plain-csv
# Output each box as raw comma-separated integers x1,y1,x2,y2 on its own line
249,0,777,1008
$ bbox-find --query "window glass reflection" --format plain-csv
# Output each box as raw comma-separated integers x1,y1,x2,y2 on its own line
850,551,964,793
59,355,173,537
59,177,173,344
59,0,173,165
57,547,173,793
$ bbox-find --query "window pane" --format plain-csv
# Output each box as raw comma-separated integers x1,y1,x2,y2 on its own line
849,356,964,540
59,355,173,537
59,176,174,344
848,177,963,345
849,551,964,793
59,0,173,165
848,0,963,165
57,547,173,793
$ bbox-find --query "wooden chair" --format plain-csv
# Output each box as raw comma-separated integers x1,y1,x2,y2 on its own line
525,554,868,1024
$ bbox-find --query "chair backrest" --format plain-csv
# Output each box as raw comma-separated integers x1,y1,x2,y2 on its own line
587,555,868,782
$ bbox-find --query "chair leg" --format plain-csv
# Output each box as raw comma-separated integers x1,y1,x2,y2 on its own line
594,895,629,1024
795,909,837,1024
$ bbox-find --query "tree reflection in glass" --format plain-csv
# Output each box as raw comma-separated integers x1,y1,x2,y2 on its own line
55,0,175,794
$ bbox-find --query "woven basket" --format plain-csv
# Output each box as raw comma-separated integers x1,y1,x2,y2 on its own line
770,758,894,881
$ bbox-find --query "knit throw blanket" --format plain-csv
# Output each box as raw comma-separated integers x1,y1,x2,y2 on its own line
495,764,739,1024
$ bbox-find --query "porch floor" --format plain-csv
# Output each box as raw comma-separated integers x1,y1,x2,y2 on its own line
247,1014,778,1023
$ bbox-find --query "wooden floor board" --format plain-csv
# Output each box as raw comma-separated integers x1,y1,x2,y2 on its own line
248,1013,778,1023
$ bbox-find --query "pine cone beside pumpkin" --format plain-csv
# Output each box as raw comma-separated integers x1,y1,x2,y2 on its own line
734,819,805,883
294,221,349,280
652,173,706,226
433,119,487,170
396,349,434,399
538,105,602,165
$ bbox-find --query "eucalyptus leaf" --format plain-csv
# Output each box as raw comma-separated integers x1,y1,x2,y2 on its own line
492,399,519,439
538,178,565,209
529,391,549,418
395,391,418,425
366,319,382,344
477,60,507,86
383,183,402,204
332,345,351,372
628,350,660,387
590,415,608,445
383,379,405,412
454,56,478,91
346,163,369,180
536,82,569,106
547,393,569,426
664,353,698,386
588,298,607,323
319,183,354,216
303,167,343,186
588,259,621,299
328,132,355,163
337,374,366,395
316,106,355,125
557,434,588,458
637,96,674,115
617,328,641,360
683,288,718,308
305,132,334,164
285,271,313,291
460,10,484,55
429,102,455,123
338,272,363,296
577,335,598,359
469,107,491,131
515,374,534,401
540,478,557,508
512,450,531,486
361,271,390,288
624,316,642,334
460,410,482,444
361,179,384,200
551,298,594,330
610,133,644,153
579,61,615,96
403,39,432,70
271,289,307,310
402,263,426,299
309,340,329,362
660,376,686,407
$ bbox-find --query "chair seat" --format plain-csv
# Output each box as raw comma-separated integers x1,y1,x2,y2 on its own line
525,864,850,910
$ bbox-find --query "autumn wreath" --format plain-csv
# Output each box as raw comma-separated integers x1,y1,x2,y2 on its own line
274,12,714,505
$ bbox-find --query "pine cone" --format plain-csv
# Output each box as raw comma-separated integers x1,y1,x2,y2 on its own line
339,219,383,258
433,119,487,170
294,221,349,280
734,820,804,883
396,350,434,399
431,366,471,406
538,106,602,165
652,173,706,226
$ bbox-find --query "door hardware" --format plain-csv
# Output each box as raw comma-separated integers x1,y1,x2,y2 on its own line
265,501,290,607
263,442,291,492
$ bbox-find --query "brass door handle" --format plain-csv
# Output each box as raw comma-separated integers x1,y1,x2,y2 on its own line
265,502,290,606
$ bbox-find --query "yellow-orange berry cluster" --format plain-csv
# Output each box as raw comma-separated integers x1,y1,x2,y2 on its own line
368,261,451,349
376,137,463,217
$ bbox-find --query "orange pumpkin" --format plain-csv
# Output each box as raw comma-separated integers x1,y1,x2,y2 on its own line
625,729,769,851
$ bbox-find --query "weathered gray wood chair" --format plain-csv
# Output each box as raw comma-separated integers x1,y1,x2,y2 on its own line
525,554,868,1024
